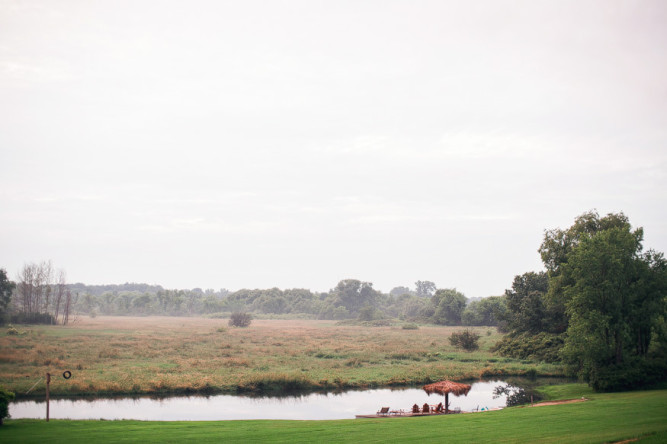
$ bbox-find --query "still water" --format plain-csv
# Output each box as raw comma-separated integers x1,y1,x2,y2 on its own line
11,380,530,421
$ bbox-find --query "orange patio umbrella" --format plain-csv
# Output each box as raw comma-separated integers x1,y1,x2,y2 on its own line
423,380,472,414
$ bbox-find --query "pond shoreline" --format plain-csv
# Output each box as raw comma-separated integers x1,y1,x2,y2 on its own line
11,380,532,421
13,374,569,401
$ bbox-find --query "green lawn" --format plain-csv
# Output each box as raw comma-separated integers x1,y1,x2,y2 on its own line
3,387,666,443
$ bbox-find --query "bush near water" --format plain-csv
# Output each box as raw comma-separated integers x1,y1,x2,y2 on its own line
0,387,14,425
449,329,480,351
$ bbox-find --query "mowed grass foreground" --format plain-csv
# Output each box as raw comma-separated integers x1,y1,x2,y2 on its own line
1,317,562,396
3,388,666,443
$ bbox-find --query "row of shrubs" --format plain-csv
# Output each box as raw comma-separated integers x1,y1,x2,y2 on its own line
4,312,56,325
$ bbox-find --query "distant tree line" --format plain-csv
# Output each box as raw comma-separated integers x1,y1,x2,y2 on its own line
2,272,507,326
60,279,507,325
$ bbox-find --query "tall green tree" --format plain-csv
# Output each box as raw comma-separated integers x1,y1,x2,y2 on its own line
494,210,667,373
462,296,507,327
492,271,565,362
0,269,16,323
431,288,466,325
329,279,379,317
561,225,667,388
503,271,548,333
539,211,631,334
415,280,436,297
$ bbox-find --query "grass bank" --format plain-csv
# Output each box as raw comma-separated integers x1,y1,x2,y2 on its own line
3,387,666,443
1,317,563,397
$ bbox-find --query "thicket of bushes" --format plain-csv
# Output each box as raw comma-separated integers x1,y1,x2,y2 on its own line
228,312,252,328
449,329,480,351
8,312,56,325
0,388,15,425
492,332,565,363
587,358,667,392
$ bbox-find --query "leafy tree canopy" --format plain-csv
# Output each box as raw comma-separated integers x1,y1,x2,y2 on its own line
389,286,413,297
561,225,667,388
497,210,667,391
431,288,466,325
0,269,15,322
462,296,506,327
503,271,548,334
415,280,436,297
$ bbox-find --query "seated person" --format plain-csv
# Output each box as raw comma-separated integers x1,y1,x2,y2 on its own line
436,402,444,413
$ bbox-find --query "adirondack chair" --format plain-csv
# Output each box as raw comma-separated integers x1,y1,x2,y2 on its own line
377,407,390,416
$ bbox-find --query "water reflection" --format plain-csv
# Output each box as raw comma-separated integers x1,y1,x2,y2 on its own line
492,376,549,407
10,379,561,421
493,384,541,407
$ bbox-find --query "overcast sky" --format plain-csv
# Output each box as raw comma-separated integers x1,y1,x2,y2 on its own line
1,1,666,297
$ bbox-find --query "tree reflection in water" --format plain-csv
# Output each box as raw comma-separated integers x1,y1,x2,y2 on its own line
493,382,542,407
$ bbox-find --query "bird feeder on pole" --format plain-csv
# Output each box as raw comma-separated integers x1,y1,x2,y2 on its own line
43,370,72,422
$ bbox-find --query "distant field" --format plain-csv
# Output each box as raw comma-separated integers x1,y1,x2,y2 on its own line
3,387,666,443
1,316,563,397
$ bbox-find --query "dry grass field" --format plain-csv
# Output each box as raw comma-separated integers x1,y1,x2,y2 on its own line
1,316,563,397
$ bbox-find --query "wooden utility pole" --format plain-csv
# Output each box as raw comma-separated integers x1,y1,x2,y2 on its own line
46,372,51,422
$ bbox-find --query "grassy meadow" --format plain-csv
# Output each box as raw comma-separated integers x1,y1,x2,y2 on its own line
1,316,562,397
2,386,666,443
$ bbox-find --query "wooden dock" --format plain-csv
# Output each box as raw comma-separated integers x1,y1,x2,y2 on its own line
355,407,502,419
355,412,444,418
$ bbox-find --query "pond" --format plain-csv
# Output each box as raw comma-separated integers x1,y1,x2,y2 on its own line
10,379,552,421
